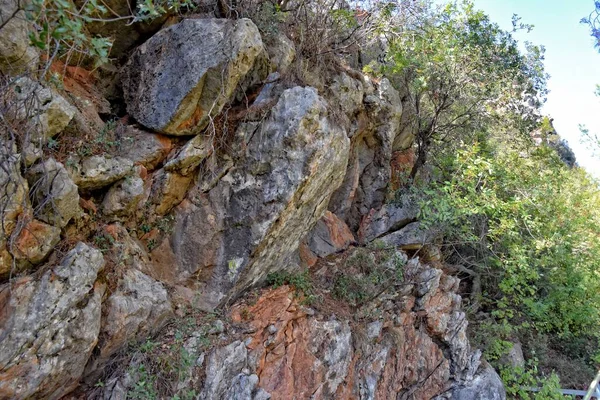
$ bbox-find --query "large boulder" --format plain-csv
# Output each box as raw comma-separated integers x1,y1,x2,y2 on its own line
0,0,38,74
123,18,269,136
0,243,105,399
27,158,81,228
149,86,350,309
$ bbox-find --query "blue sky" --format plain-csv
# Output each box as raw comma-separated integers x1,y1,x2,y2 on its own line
470,0,600,176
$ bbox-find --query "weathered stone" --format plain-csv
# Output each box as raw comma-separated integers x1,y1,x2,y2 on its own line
329,78,403,230
378,221,436,250
117,126,172,170
164,134,212,175
123,18,269,135
10,219,61,268
102,175,145,218
149,169,193,215
0,1,38,74
200,341,249,400
160,86,350,309
10,77,76,140
357,200,417,244
27,158,81,228
264,33,296,74
450,364,506,400
306,211,356,258
390,148,416,190
68,155,134,191
0,242,104,399
93,268,172,367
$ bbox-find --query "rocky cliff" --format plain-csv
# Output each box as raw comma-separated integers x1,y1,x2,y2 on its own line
0,2,505,399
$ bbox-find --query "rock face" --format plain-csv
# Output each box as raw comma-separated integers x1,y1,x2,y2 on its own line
154,86,350,309
0,243,104,400
123,18,269,135
329,78,403,230
102,174,145,218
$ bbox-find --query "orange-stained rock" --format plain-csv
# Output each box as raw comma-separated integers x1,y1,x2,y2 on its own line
10,219,61,270
305,211,356,258
390,148,415,191
299,241,318,268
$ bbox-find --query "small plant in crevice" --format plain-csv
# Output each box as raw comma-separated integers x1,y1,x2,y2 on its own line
332,247,407,307
266,269,319,305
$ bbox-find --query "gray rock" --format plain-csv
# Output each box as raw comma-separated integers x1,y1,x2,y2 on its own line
378,221,436,250
164,134,212,175
123,18,269,135
451,364,506,400
200,341,249,400
264,33,295,73
357,200,418,244
0,242,104,399
329,78,403,230
0,1,38,74
27,158,81,228
68,155,134,191
117,126,171,170
305,211,356,258
102,174,145,218
166,86,350,309
10,77,76,140
95,268,173,364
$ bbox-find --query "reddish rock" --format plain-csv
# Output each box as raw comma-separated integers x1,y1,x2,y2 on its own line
299,241,318,268
390,148,415,191
305,211,356,258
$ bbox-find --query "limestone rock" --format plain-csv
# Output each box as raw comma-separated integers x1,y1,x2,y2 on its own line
200,341,249,400
123,18,269,135
0,242,104,399
0,1,38,74
164,134,212,175
10,77,76,140
264,33,296,74
450,364,506,400
93,268,172,367
117,126,172,170
161,86,350,309
68,155,134,191
329,78,403,230
306,211,356,258
27,158,81,228
357,200,418,244
378,221,436,250
0,142,29,262
10,219,61,269
149,169,193,216
102,175,145,218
